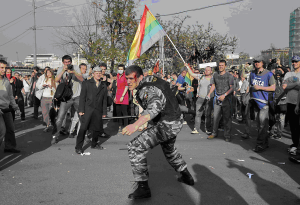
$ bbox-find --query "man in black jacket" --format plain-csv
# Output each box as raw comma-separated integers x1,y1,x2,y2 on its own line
75,67,107,154
122,65,194,200
13,72,25,120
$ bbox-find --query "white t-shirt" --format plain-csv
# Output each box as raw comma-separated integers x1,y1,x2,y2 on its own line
283,71,300,105
23,79,30,92
41,79,57,98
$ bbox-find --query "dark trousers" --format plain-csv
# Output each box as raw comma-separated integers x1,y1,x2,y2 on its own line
240,94,246,121
75,130,100,150
116,104,128,127
11,98,25,121
113,102,117,117
0,112,17,149
287,103,300,147
17,98,25,119
33,96,40,118
212,96,232,139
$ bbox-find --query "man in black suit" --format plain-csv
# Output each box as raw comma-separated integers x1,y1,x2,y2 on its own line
75,67,108,154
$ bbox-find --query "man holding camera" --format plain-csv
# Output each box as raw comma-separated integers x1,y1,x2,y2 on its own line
0,60,20,153
51,55,84,144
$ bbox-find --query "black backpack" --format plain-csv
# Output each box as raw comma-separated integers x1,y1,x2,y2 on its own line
54,76,73,102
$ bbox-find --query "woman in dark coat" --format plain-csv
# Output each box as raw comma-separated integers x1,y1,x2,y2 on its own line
75,67,107,154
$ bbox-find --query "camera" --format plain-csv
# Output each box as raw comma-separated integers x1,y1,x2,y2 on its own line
67,64,74,71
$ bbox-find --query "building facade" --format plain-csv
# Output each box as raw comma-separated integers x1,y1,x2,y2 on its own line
290,7,300,66
24,54,88,69
261,48,290,65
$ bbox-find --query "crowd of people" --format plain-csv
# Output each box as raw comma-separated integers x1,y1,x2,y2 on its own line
1,53,300,200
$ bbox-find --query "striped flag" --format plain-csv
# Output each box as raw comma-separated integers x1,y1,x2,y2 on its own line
127,6,166,66
185,64,194,86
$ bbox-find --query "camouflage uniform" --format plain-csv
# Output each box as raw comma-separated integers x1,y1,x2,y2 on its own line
128,77,187,181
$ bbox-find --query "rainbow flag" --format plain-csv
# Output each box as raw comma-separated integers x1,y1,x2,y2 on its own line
127,6,166,66
185,72,192,86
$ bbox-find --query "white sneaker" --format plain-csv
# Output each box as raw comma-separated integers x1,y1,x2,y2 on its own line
183,121,187,125
191,128,199,134
289,147,297,156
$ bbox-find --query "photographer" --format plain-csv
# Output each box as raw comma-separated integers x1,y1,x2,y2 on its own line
51,55,84,144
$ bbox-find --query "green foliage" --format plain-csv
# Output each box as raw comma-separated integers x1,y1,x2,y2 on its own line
161,17,238,73
83,0,138,70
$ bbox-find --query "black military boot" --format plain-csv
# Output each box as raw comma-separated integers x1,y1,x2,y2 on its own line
128,181,151,200
178,168,195,186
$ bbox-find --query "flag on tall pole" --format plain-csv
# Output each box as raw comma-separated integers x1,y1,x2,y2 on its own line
127,6,166,66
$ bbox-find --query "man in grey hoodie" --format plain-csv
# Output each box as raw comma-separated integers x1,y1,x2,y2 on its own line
0,60,20,153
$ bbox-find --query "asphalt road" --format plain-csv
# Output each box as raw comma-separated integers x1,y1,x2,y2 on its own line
0,107,300,205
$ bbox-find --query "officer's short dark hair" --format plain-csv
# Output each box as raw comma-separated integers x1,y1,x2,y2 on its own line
0,60,8,65
62,55,72,62
99,62,107,68
112,72,117,77
125,65,143,78
219,60,227,66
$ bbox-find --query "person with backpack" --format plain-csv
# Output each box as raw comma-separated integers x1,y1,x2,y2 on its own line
270,69,286,139
242,56,276,153
51,55,84,144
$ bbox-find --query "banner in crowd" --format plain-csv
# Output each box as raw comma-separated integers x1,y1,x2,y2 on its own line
127,6,166,66
199,62,217,68
226,54,239,59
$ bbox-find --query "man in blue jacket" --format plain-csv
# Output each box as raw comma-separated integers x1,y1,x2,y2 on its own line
242,56,275,152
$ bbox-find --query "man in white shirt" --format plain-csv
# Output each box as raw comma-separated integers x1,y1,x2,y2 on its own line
23,75,31,106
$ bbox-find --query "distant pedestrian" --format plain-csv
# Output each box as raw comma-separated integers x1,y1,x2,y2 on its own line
114,64,129,132
37,69,57,132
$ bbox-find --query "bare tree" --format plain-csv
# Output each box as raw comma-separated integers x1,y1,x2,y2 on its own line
53,1,102,58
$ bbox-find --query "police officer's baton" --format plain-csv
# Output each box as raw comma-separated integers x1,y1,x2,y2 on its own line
102,115,138,120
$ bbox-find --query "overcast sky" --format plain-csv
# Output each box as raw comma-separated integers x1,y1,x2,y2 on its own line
0,0,299,62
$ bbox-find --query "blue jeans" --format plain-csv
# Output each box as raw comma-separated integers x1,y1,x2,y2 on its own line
194,97,213,132
245,100,269,147
212,96,232,139
0,112,17,149
271,113,285,138
52,97,80,137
